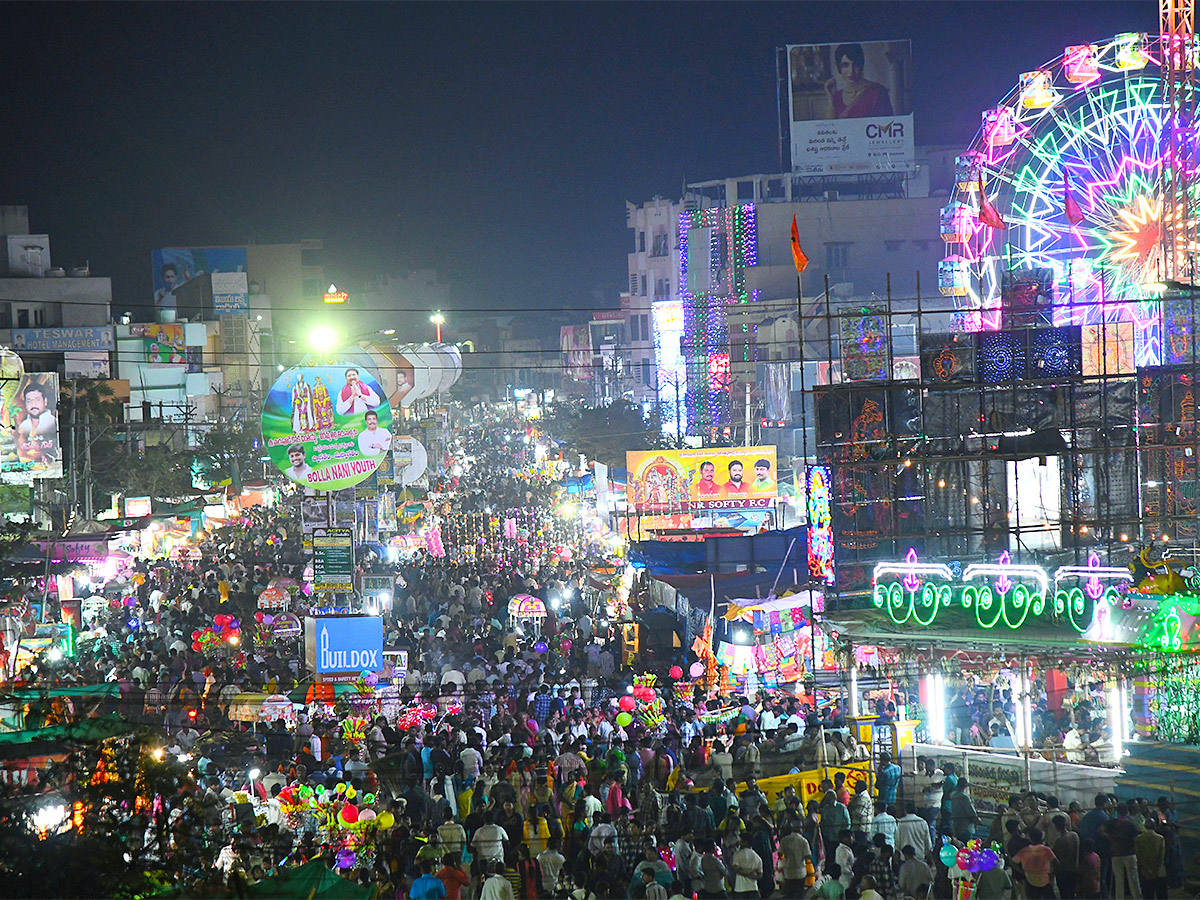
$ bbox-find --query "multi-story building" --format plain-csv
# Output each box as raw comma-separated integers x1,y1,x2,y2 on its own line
626,198,685,408
0,205,114,377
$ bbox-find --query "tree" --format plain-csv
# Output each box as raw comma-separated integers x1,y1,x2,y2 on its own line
544,399,666,467
193,422,261,490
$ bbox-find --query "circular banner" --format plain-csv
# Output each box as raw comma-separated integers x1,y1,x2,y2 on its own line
261,362,393,491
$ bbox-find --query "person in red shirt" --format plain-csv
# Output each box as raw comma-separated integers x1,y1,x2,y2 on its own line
723,460,750,497
695,461,721,496
437,854,470,900
1013,828,1058,899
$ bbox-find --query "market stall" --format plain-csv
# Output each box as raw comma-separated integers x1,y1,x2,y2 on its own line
508,594,547,634
227,693,297,727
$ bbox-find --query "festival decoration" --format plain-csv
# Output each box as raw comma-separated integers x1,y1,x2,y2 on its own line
688,661,705,678
945,35,1185,366
341,715,369,748
668,665,683,679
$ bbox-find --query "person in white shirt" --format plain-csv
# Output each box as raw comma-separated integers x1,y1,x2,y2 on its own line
460,743,484,782
479,861,515,900
334,367,381,416
896,801,933,861
472,817,509,865
869,801,898,847
730,837,763,898
356,410,392,456
537,837,566,894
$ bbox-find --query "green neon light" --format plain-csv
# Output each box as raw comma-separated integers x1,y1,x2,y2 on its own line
872,581,1116,632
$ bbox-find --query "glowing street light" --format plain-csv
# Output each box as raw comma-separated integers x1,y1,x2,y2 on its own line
430,311,445,342
309,325,338,354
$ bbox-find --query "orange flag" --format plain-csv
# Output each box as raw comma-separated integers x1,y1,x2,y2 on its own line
790,214,809,272
977,174,1005,229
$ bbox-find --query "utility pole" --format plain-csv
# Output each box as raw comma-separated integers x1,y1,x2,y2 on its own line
84,412,93,520
744,381,753,446
69,379,78,514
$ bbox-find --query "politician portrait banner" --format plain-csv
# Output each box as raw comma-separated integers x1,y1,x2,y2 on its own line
627,446,778,514
261,362,393,491
1,372,61,483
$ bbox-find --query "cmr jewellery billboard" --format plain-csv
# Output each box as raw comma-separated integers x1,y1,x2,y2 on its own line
304,616,384,676
786,40,913,175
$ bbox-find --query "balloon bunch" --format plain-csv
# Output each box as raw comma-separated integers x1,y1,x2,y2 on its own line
304,782,396,834
252,611,278,647
397,702,439,731
425,527,445,558
190,627,224,653
632,675,666,730
341,715,370,748
353,669,379,697
939,837,1002,880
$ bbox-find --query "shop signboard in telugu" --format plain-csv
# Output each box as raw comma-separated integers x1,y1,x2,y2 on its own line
1,372,62,484
786,40,914,175
211,271,249,315
261,362,393,491
304,615,383,675
11,327,114,352
311,527,354,592
626,446,778,513
125,497,152,517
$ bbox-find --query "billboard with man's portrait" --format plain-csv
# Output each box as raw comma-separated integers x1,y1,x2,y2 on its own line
786,40,914,175
627,446,778,514
1,372,61,483
261,362,393,492
151,247,248,320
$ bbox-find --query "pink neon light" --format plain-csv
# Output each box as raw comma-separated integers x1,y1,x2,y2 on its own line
902,547,922,593
995,550,1013,595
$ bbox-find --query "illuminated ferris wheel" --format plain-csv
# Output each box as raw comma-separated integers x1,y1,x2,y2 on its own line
939,32,1197,366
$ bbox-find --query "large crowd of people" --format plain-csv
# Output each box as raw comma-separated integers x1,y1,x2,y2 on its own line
3,412,1188,899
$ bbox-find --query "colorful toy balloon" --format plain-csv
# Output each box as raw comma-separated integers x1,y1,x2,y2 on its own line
359,808,376,821
534,641,548,654
376,811,395,829
940,844,959,867
335,848,356,869
689,662,705,678
618,695,636,711
616,712,633,727
669,666,683,679
956,850,971,871
339,803,359,825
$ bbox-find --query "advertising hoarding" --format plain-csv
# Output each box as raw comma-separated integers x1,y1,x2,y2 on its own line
304,615,383,675
151,246,248,319
11,327,114,353
128,324,188,366
786,40,913,175
261,362,393,491
1,372,61,483
626,446,778,513
311,527,355,592
211,271,250,315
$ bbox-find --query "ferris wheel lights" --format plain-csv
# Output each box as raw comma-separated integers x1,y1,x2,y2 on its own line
1019,70,1060,109
938,257,970,297
1114,33,1149,70
982,108,1017,147
940,202,973,243
1064,45,1101,84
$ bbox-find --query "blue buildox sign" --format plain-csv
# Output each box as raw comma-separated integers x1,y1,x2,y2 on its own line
304,616,383,674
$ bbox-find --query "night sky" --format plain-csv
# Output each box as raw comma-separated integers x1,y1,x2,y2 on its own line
0,1,1156,324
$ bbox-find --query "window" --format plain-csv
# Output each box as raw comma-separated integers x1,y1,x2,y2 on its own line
655,277,670,299
885,240,904,252
16,308,29,329
641,359,651,384
652,230,669,257
630,316,640,342
33,308,44,325
766,178,785,200
825,242,852,269
737,180,755,200
638,231,646,253
301,248,322,266
630,274,639,294
640,274,647,296
639,315,649,341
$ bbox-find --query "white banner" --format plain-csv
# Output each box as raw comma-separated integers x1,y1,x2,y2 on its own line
790,115,914,175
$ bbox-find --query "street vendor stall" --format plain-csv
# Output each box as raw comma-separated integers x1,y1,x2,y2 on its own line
508,594,547,633
227,693,297,727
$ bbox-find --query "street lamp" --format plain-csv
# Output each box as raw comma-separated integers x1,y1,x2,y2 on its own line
430,311,445,343
309,325,338,354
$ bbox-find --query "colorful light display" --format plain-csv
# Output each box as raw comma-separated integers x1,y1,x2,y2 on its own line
871,548,1141,634
678,205,757,432
806,466,835,585
945,35,1180,366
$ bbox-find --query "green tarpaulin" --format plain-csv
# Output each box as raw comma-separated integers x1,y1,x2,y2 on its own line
247,861,373,899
